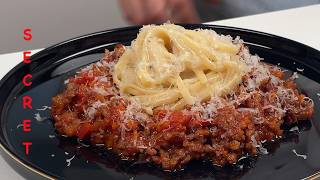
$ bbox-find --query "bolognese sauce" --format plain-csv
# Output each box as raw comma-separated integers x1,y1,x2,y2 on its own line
52,41,313,171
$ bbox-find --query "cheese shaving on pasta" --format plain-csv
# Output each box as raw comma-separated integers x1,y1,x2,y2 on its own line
113,24,247,112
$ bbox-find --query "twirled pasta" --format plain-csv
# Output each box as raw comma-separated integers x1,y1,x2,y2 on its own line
113,24,247,112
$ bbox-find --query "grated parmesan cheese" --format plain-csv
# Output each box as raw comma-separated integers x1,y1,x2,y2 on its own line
251,134,269,154
34,113,47,122
64,79,69,84
122,99,149,124
92,86,110,96
16,124,23,129
66,155,76,167
292,149,307,159
80,64,93,73
291,72,299,79
84,100,107,119
36,106,51,111
48,134,56,138
188,98,224,120
85,107,97,120
289,126,299,132
296,68,304,72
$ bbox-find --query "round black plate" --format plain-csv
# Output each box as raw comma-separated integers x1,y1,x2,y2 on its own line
0,24,320,180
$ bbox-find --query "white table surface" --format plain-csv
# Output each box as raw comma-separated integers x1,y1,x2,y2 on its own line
0,4,319,180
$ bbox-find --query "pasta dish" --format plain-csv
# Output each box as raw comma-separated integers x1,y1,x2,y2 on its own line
52,24,314,171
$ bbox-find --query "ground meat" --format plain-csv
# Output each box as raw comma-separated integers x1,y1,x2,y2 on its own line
51,44,314,171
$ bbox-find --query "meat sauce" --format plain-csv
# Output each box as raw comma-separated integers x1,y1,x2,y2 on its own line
52,44,313,170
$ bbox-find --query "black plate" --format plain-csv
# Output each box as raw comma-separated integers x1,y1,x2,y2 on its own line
1,24,320,180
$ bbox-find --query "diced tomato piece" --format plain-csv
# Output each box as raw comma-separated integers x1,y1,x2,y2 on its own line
200,120,210,126
190,119,211,128
126,120,139,130
270,69,284,79
154,110,167,120
75,92,85,104
77,122,93,139
105,135,114,148
114,105,126,111
111,121,119,131
169,111,190,126
156,121,170,132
